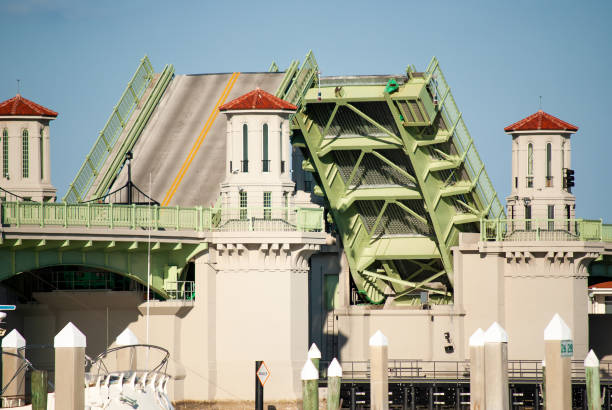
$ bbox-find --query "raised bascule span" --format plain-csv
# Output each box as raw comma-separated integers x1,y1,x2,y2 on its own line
292,57,505,305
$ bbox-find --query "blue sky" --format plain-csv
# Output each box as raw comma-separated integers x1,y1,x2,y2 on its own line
1,0,611,219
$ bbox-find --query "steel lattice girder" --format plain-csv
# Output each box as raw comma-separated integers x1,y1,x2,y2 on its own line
292,65,501,305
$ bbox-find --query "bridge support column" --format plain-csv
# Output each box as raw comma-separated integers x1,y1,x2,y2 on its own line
54,322,86,410
1,329,26,407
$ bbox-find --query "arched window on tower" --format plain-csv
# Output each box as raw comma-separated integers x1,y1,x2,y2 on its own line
40,128,44,179
22,129,29,178
262,123,269,172
242,124,248,172
527,143,533,188
546,143,552,187
2,129,8,178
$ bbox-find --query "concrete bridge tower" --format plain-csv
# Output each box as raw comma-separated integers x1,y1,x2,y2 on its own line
504,110,578,222
0,94,58,201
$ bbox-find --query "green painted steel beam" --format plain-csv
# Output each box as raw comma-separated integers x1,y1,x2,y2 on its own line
0,239,207,299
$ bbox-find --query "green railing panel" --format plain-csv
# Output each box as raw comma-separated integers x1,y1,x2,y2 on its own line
64,56,155,203
1,202,323,233
92,63,175,199
425,57,505,220
282,51,319,106
480,218,612,243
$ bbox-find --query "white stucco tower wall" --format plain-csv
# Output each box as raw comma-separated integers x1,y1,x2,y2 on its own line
0,94,58,201
504,110,578,222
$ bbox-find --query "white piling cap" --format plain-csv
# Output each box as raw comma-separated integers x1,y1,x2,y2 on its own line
54,322,86,348
369,330,388,346
542,359,546,366
544,313,572,341
301,358,319,380
308,343,321,359
115,328,139,346
0,312,7,321
468,328,485,347
328,358,343,377
2,329,25,348
484,322,508,343
584,349,600,367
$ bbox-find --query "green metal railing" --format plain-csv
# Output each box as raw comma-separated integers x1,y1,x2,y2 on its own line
480,218,612,242
64,56,155,203
164,281,195,301
280,51,319,106
425,57,505,220
0,202,324,233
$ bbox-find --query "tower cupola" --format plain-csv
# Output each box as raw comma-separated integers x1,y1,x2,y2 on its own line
504,110,578,223
218,88,297,212
0,94,58,201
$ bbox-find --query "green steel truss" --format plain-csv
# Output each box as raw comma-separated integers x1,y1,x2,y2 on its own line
292,58,504,305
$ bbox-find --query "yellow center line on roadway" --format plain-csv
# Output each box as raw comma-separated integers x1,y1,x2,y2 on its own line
161,72,241,206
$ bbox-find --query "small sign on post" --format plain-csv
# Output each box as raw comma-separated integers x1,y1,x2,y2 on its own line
257,361,270,386
560,340,573,357
255,361,270,410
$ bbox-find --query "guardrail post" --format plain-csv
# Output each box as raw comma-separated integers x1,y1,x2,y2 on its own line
469,328,485,409
131,204,136,229
2,329,26,408
301,358,319,410
154,205,159,230
39,202,43,227
585,350,601,410
369,330,389,410
109,203,114,229
54,322,86,410
327,358,342,410
197,206,203,231
176,205,180,230
544,313,572,410
496,219,501,241
600,219,604,241
16,201,20,227
484,322,509,410
86,202,91,228
64,202,67,227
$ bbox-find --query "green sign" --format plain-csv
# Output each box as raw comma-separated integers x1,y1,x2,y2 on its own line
560,339,573,357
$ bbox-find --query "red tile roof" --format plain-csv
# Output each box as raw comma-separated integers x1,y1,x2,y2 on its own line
0,94,58,118
589,281,612,289
504,110,577,132
219,88,297,112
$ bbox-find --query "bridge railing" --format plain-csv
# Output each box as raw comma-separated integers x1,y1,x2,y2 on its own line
63,56,155,203
0,202,324,233
480,218,612,242
425,57,505,220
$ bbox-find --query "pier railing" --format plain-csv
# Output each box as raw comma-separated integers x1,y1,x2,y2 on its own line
0,201,324,233
480,218,612,243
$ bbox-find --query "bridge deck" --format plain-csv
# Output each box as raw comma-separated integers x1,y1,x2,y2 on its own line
104,72,285,207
